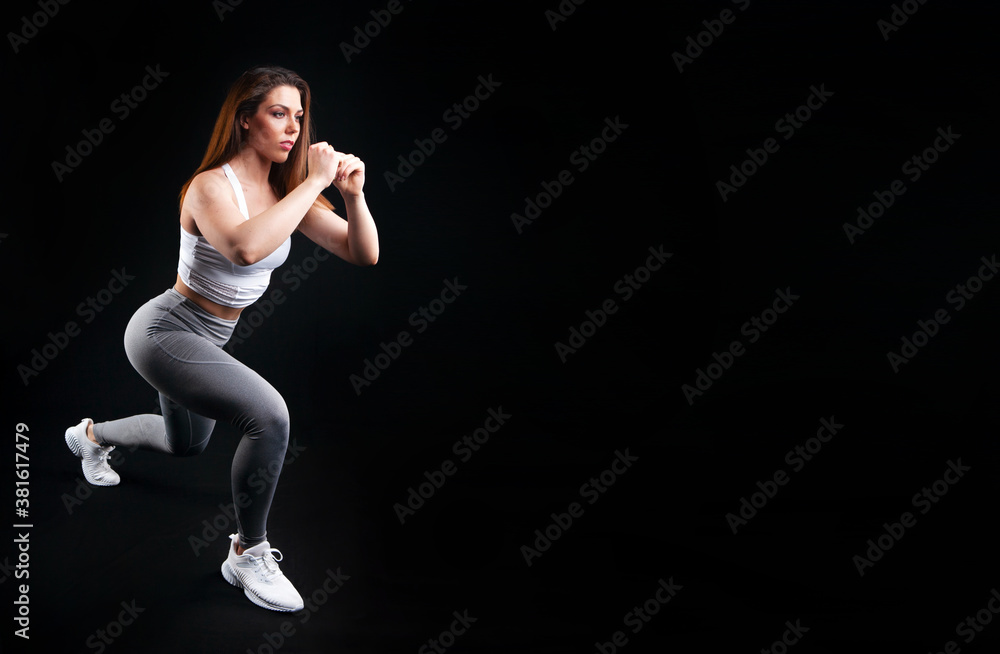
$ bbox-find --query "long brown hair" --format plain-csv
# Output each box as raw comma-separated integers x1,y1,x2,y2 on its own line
178,65,333,212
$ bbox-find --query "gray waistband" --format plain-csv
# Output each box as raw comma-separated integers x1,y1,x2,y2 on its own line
156,288,239,347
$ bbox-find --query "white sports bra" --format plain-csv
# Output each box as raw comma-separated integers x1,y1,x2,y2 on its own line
177,163,291,308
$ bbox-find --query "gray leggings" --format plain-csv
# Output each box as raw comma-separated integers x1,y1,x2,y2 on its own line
92,288,290,550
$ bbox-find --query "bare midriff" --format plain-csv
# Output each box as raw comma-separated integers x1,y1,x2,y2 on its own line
173,274,244,321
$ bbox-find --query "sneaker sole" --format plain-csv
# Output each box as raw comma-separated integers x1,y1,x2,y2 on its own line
221,560,303,612
65,425,119,487
65,426,84,457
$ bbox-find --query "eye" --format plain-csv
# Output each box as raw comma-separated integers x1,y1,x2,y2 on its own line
272,111,285,118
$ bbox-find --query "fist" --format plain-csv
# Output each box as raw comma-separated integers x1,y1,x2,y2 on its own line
330,151,365,197
308,142,366,196
308,142,340,187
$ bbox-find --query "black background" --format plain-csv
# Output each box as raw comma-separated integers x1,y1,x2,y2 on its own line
2,0,999,652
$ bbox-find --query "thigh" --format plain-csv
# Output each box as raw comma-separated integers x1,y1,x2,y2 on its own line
134,328,287,433
124,292,287,433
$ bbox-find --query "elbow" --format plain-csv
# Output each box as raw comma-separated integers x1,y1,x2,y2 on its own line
232,244,260,267
354,248,378,266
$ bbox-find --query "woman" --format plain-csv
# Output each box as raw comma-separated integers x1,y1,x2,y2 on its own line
63,65,378,612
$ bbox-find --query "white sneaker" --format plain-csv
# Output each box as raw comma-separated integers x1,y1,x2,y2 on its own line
65,418,120,486
221,534,304,612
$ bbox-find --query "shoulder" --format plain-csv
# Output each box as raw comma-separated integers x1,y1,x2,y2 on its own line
185,167,237,212
188,167,230,199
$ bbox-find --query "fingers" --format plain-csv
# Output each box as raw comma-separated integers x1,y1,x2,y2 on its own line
332,151,349,181
312,145,341,182
335,155,351,181
335,154,364,182
310,142,365,184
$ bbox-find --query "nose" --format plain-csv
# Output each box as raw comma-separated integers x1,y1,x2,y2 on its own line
286,117,299,134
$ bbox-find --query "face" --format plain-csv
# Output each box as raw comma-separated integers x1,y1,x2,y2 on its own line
240,84,303,161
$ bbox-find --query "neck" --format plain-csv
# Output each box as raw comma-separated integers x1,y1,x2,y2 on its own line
229,147,272,189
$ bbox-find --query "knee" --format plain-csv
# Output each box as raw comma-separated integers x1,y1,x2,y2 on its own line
263,407,290,445
171,440,209,457
163,434,210,458
158,415,214,458
238,398,290,444
263,397,290,438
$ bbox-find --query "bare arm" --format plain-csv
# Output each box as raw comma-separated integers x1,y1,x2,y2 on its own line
298,192,379,266
297,149,379,266
185,143,340,266
186,172,327,266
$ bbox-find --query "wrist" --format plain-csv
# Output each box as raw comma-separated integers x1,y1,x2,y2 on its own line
302,176,327,193
342,190,365,202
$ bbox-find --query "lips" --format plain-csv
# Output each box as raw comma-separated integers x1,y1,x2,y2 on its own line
280,140,294,150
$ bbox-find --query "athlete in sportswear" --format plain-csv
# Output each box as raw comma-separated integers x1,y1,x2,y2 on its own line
63,65,378,612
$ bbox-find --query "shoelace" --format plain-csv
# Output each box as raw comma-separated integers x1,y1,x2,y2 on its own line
248,549,284,577
95,445,115,466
